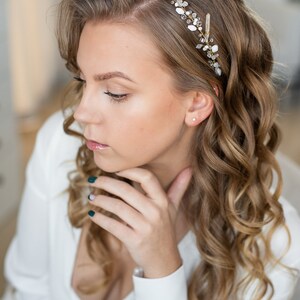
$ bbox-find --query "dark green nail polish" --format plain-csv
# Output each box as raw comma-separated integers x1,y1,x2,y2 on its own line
88,210,95,217
88,176,97,183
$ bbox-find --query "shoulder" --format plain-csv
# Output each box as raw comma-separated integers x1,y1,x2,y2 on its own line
33,110,65,155
35,109,82,158
280,196,300,263
39,109,65,133
36,109,76,143
29,109,83,196
265,196,300,270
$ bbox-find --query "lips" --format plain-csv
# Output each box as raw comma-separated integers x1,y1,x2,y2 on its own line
86,140,109,151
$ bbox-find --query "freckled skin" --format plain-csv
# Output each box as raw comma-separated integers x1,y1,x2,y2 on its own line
74,21,197,188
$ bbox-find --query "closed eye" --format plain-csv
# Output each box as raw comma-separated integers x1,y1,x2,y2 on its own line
73,76,128,103
73,76,86,83
104,91,129,103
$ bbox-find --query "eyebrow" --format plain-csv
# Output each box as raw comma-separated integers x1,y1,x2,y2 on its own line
93,71,137,84
76,60,137,84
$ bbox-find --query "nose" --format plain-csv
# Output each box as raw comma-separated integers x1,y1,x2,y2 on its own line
73,87,101,126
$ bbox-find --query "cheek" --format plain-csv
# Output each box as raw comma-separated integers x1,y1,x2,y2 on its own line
142,99,177,130
116,118,155,145
116,98,182,149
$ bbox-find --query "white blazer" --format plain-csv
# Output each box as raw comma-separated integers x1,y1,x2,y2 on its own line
3,110,300,300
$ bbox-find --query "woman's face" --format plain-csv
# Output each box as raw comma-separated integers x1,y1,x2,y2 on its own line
74,21,193,174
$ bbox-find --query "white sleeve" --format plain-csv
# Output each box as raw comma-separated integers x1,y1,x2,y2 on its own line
4,114,60,300
241,197,300,300
266,198,300,300
132,264,187,300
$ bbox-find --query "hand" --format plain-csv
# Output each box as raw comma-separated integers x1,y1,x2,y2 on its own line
87,167,193,278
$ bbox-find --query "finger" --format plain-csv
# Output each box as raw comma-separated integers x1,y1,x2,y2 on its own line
88,210,136,243
89,176,153,215
89,194,146,230
116,168,166,204
167,167,193,211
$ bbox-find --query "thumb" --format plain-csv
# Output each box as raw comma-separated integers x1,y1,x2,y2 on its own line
167,167,193,211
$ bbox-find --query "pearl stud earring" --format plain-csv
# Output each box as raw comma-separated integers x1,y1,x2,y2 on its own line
192,117,197,122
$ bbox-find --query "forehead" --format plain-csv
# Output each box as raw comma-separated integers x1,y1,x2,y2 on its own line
77,21,166,74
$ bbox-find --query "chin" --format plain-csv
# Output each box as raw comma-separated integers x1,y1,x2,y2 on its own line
93,157,127,174
93,152,150,174
94,163,119,174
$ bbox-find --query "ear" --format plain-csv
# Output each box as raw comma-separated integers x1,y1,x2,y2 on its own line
184,91,214,127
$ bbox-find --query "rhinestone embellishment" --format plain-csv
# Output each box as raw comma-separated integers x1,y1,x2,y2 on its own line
170,0,222,76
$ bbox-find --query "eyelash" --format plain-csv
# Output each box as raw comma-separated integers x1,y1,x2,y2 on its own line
73,76,129,103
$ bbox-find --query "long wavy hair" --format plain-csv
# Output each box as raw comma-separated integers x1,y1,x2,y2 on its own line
56,0,295,299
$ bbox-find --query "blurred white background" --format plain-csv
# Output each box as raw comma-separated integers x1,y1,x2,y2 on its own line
0,0,300,298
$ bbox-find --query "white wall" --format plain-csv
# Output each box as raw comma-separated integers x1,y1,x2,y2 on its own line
0,0,21,227
246,0,300,80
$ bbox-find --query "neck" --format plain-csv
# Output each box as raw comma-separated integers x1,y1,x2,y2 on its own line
131,123,195,193
132,161,191,195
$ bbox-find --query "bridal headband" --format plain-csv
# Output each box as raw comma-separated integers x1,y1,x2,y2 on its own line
170,0,222,76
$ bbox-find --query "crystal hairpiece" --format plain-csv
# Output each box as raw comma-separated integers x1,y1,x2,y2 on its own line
170,0,222,76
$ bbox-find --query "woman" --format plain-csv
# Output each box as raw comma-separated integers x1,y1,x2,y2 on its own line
4,0,300,299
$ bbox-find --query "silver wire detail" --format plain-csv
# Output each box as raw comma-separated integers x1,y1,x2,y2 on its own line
170,0,222,76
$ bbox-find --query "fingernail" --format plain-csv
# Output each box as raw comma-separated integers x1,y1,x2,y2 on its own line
88,176,97,183
88,210,95,217
88,194,96,201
